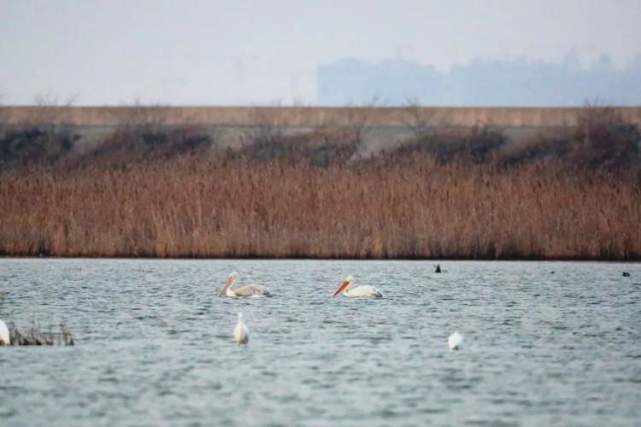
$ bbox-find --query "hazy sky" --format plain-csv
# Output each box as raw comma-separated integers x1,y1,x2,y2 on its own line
1,0,641,105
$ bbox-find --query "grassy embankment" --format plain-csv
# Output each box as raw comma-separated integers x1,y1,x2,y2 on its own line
1,107,640,259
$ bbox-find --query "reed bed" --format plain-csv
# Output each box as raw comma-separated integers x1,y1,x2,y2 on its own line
1,105,640,259
1,151,640,259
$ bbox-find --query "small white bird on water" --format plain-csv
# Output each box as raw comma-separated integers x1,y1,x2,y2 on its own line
448,332,464,350
0,319,10,346
333,276,383,298
234,313,249,344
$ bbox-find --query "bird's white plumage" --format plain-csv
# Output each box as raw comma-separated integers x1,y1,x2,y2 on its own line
0,319,10,346
344,285,382,297
333,276,383,298
234,313,249,344
448,332,463,350
223,273,269,297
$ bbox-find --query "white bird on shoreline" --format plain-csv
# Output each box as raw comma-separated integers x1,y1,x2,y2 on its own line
234,313,249,344
448,332,464,350
0,319,10,346
221,273,270,297
333,276,383,298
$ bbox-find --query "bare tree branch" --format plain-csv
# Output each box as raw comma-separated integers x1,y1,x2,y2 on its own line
401,97,434,141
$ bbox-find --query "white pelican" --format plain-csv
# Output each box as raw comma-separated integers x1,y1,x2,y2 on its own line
333,276,382,298
448,332,464,350
0,319,9,346
221,273,270,297
234,313,249,344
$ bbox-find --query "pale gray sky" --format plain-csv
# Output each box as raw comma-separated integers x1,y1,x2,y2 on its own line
1,0,640,105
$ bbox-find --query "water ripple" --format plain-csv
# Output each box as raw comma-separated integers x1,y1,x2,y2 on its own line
0,259,640,426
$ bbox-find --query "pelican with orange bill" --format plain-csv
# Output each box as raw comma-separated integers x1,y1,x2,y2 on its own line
333,276,383,298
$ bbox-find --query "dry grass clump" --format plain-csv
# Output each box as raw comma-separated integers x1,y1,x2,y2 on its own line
235,128,358,167
392,126,506,164
75,125,212,169
495,134,571,168
570,106,641,172
398,107,641,177
0,125,76,169
2,321,74,346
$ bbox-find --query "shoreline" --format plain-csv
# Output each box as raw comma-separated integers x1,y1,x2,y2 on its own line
2,255,640,262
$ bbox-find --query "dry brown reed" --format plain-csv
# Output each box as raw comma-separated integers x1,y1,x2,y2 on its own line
2,103,640,260
1,151,640,260
4,320,74,346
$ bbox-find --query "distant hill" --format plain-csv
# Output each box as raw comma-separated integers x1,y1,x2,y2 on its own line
317,53,641,106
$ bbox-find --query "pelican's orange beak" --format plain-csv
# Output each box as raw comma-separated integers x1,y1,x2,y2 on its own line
333,280,349,297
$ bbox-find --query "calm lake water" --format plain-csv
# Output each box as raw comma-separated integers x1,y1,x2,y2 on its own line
0,259,640,426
